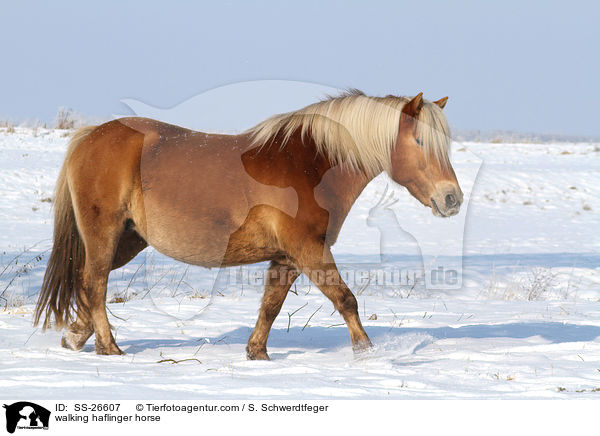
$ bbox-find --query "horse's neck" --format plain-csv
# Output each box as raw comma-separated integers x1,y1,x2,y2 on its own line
244,131,377,242
315,163,374,245
315,164,372,211
247,130,374,209
310,147,376,242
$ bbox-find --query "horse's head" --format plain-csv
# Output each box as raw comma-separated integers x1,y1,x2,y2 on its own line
388,93,462,217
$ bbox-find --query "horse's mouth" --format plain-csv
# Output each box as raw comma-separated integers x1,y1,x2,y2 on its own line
431,198,444,217
431,198,460,218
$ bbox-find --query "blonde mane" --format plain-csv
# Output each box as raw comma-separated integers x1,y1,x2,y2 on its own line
247,90,451,177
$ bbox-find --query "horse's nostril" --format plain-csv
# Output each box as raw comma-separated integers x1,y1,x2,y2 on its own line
445,193,457,208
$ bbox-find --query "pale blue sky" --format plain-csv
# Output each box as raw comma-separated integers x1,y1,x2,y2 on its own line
1,0,598,135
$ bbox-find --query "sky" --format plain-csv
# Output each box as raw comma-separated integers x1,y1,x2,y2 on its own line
1,0,598,136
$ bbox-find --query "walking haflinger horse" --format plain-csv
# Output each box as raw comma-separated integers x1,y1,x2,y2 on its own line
34,90,463,359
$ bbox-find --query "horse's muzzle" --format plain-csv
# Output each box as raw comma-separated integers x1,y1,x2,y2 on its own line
430,185,463,217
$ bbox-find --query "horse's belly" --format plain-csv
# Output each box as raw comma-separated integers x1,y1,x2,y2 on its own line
137,134,298,267
141,199,245,267
142,207,283,268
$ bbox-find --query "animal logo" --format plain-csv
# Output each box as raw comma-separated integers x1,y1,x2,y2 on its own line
3,402,50,433
367,184,425,266
366,184,425,289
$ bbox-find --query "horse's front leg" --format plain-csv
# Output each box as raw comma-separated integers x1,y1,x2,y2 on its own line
247,260,300,360
293,242,372,353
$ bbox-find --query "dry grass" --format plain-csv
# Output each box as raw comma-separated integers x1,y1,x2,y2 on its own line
523,267,557,301
485,265,580,301
0,120,15,133
0,244,48,310
55,107,75,130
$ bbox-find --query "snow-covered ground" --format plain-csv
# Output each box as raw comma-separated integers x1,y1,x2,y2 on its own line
1,126,599,399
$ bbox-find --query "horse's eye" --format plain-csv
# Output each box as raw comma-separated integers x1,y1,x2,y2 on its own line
415,137,422,146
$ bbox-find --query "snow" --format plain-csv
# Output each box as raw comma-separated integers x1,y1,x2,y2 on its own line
1,126,599,399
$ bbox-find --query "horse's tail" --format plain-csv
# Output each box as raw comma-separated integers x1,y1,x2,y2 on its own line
33,126,97,330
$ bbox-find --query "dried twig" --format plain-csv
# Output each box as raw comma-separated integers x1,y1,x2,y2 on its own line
106,305,128,322
124,259,146,295
157,351,202,364
173,265,190,297
157,358,202,364
287,302,308,332
302,304,322,331
142,269,172,299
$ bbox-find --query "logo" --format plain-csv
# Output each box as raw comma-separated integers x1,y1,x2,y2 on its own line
3,402,50,433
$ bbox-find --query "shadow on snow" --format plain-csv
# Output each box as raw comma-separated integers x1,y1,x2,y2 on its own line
115,322,600,354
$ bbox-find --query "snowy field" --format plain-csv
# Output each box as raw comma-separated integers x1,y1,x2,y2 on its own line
1,126,599,399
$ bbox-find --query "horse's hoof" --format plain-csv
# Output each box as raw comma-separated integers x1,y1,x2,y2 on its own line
246,346,270,361
61,329,92,351
352,339,373,354
95,342,125,355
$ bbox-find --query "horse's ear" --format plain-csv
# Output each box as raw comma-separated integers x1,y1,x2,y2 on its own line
433,96,448,109
402,92,424,118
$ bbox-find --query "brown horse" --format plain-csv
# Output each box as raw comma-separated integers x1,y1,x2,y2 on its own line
34,90,462,359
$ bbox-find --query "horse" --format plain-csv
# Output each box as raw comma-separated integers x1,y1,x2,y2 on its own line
33,90,463,359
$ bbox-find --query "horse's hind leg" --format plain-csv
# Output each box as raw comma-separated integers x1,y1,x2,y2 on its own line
61,293,93,351
62,225,146,351
66,186,129,355
79,222,125,355
247,260,300,360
